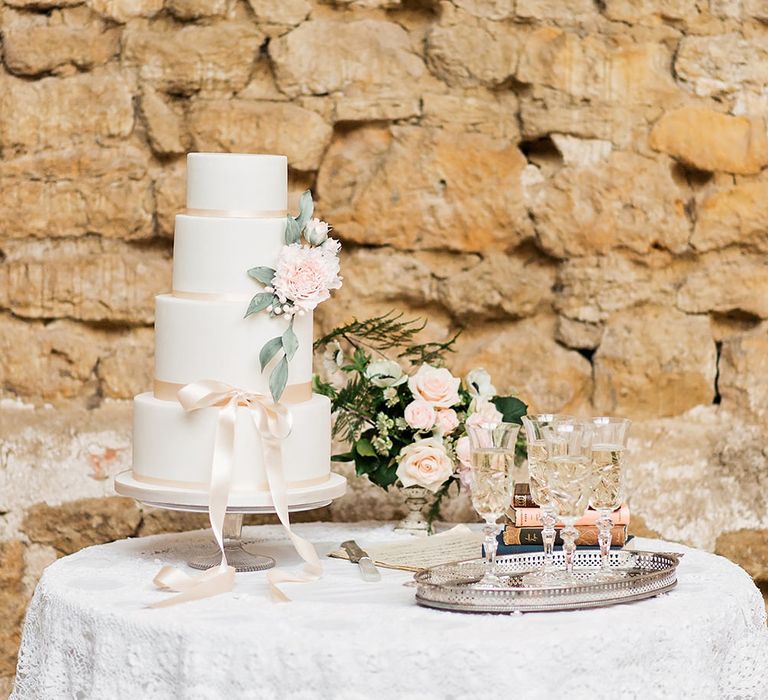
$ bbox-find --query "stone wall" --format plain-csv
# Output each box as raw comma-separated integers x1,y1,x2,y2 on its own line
2,0,768,688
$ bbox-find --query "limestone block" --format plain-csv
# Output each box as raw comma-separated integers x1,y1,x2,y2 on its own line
2,9,121,77
97,327,154,399
6,0,81,7
555,316,604,350
675,34,768,98
123,22,262,96
317,125,532,252
270,20,425,97
0,238,171,324
554,252,682,324
138,509,210,536
746,0,768,21
0,147,154,239
140,88,187,156
626,407,768,549
517,28,678,105
593,306,717,419
422,91,520,141
188,100,332,172
426,11,521,88
650,107,768,175
529,152,691,257
676,248,768,319
247,0,310,25
692,181,768,252
718,325,768,422
716,529,768,581
450,0,514,19
438,252,555,322
167,0,229,19
333,96,421,123
88,0,164,22
516,0,595,21
22,497,142,555
154,158,186,237
0,541,25,678
453,315,593,413
0,70,134,153
601,0,697,24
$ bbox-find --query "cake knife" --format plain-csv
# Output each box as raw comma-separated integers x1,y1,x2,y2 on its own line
340,540,381,582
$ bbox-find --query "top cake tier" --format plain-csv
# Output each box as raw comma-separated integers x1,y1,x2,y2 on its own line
186,153,287,212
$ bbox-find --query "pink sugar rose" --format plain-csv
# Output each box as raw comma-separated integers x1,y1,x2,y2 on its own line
404,400,436,431
434,408,459,435
272,243,342,312
396,437,455,492
408,364,461,408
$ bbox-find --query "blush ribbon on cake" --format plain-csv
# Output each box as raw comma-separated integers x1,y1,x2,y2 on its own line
148,380,322,607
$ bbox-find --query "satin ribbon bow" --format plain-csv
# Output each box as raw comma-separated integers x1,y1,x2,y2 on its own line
149,380,322,607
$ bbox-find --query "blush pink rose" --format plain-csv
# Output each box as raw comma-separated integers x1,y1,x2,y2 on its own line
455,435,472,489
466,399,503,427
408,364,461,408
396,438,455,492
434,408,459,435
404,400,437,431
272,244,342,312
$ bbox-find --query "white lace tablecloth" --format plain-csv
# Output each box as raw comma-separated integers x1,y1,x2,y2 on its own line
11,522,768,700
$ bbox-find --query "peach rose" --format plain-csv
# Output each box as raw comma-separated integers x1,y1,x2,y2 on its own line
396,437,455,492
466,399,503,427
404,400,437,431
434,408,459,435
408,364,461,408
454,435,472,489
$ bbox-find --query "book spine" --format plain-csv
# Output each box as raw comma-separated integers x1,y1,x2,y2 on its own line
503,525,627,547
512,484,535,508
514,503,630,527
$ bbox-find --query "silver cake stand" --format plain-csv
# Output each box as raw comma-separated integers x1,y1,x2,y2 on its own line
115,470,346,572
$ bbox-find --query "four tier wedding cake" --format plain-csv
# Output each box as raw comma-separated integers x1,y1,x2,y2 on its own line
118,153,342,505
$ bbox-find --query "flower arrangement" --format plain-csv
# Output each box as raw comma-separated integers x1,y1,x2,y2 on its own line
246,191,342,401
314,314,527,522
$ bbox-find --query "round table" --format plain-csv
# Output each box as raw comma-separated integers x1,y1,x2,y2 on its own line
11,523,768,699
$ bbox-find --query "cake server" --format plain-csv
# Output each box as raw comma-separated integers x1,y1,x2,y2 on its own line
340,540,381,582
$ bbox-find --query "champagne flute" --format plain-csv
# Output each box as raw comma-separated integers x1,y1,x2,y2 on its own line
520,414,574,586
467,422,520,587
589,416,631,579
542,421,595,580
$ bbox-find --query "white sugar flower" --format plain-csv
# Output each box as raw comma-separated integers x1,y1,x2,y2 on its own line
305,218,331,246
272,243,342,312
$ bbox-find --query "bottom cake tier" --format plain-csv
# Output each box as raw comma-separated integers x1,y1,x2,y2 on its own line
132,392,332,492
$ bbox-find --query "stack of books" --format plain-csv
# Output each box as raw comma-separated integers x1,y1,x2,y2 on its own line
497,483,632,554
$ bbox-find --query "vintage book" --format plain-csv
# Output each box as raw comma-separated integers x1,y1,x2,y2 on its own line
503,524,628,547
513,503,630,528
513,482,536,508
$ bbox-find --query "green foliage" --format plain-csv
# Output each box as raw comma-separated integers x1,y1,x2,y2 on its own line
282,323,299,361
314,311,427,353
259,336,283,371
247,267,276,285
269,356,289,403
284,215,301,244
245,293,273,317
296,189,314,228
492,396,528,425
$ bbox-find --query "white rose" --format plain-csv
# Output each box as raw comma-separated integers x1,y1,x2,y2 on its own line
408,364,461,408
465,368,496,402
304,217,330,246
396,437,455,492
404,400,437,431
466,399,503,428
366,359,407,388
434,408,459,435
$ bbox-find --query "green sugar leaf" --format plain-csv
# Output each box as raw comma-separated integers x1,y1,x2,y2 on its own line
245,293,274,317
285,216,301,245
296,189,314,229
259,336,284,371
269,356,289,403
282,321,299,361
247,266,276,285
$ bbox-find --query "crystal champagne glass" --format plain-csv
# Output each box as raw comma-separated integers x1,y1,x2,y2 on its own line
467,422,521,587
520,414,574,586
542,421,595,580
589,416,632,579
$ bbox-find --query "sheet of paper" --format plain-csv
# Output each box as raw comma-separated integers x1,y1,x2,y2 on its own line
329,525,483,571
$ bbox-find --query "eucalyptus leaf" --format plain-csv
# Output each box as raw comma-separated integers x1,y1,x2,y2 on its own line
284,216,301,245
491,396,528,425
296,189,314,229
282,322,299,361
247,266,276,285
259,336,284,371
331,452,355,462
269,355,289,402
355,438,376,457
245,293,273,318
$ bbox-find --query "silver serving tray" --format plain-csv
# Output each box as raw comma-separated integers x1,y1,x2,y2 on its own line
413,550,681,613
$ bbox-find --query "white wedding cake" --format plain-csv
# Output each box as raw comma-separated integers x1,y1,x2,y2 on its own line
119,153,343,504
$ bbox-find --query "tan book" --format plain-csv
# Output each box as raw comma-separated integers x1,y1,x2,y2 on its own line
503,525,628,547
